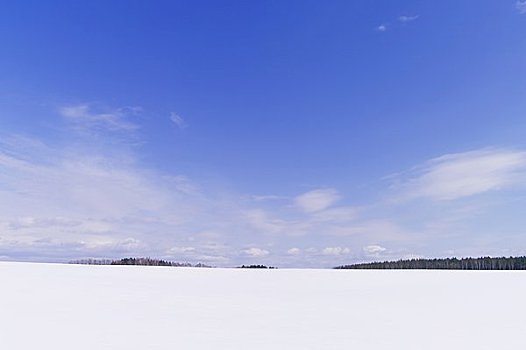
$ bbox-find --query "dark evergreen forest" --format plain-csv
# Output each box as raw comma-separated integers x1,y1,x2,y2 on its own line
335,256,526,270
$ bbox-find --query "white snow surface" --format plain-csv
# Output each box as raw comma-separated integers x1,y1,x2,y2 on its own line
1,262,526,349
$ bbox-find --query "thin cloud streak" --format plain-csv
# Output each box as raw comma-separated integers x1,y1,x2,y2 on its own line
393,149,526,201
60,104,140,132
398,15,419,22
170,112,187,129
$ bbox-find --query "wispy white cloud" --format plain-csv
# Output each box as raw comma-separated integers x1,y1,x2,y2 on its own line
170,112,187,129
295,188,340,213
242,247,270,258
376,14,419,33
517,1,526,14
321,247,350,256
60,104,140,132
376,24,388,32
398,15,419,22
363,244,386,254
394,149,526,201
168,246,196,254
287,248,301,255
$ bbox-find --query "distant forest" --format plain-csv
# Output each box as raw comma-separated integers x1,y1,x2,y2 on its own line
335,256,526,270
70,257,211,268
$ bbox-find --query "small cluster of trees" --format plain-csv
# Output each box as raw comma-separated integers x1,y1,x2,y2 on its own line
70,257,211,268
335,256,526,270
238,264,276,269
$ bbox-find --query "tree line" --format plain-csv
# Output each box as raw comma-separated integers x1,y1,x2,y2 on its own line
335,256,526,270
70,257,211,268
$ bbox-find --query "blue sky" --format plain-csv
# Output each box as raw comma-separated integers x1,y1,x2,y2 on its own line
1,1,526,267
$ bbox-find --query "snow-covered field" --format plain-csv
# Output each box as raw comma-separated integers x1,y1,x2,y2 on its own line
1,262,525,349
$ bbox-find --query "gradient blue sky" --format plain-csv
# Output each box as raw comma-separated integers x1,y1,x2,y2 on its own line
1,1,526,267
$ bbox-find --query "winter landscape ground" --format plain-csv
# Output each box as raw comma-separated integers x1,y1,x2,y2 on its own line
1,262,525,349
